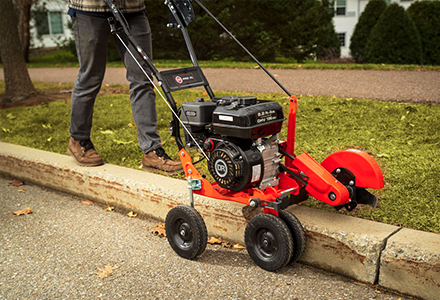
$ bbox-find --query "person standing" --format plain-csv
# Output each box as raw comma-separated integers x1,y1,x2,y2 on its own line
67,0,183,173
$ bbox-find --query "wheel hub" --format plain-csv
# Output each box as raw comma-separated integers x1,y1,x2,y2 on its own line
262,237,271,248
179,223,190,238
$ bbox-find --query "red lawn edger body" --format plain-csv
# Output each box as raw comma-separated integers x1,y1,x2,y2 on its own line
104,0,384,271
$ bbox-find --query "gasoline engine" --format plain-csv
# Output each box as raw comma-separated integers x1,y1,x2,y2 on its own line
180,96,286,192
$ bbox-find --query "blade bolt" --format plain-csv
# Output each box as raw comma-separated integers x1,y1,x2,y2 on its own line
329,192,337,201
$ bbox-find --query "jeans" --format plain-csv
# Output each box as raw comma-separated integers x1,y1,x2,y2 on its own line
70,12,161,153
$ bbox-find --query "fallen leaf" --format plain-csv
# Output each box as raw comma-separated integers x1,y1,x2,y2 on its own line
13,207,32,216
150,222,166,237
81,200,94,205
222,242,233,248
207,237,222,244
113,139,134,145
100,130,114,135
127,211,137,218
6,113,16,120
105,203,114,211
94,263,119,278
18,189,25,193
9,180,24,187
232,244,246,250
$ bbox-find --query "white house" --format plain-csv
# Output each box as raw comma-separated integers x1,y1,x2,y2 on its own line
30,0,72,49
332,0,418,58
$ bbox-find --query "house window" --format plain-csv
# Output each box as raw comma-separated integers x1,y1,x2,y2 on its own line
334,0,346,16
35,11,64,35
337,33,346,47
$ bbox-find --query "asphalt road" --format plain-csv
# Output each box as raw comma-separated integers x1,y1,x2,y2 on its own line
0,175,411,300
2,67,439,103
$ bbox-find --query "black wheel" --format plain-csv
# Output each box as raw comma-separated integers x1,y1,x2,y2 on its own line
165,205,207,259
244,213,294,271
279,210,306,264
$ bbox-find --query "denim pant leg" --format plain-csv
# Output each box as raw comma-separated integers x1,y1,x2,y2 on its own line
70,14,109,140
114,13,161,154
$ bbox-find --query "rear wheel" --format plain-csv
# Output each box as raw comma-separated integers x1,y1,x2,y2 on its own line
245,213,293,271
165,205,207,259
279,210,306,264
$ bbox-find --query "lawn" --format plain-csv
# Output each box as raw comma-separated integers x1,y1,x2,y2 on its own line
15,49,440,71
1,81,439,233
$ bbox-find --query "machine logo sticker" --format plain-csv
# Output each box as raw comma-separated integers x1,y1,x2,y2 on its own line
175,76,183,84
173,73,196,85
215,159,228,178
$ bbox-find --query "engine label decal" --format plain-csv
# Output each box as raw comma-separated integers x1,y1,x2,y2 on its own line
251,164,262,182
219,115,233,122
256,110,277,124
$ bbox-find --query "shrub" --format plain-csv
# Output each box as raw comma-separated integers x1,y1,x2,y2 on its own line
349,0,387,63
365,3,422,65
147,0,339,62
407,0,440,65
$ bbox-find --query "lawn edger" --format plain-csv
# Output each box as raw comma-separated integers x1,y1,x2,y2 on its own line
104,0,385,271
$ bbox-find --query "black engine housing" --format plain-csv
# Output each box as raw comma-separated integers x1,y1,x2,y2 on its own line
180,96,284,191
207,141,264,191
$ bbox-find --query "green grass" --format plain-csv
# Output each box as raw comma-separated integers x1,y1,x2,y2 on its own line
1,81,439,233
7,49,440,71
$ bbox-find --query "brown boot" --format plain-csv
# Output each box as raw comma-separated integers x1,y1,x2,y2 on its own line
142,147,183,174
68,137,104,167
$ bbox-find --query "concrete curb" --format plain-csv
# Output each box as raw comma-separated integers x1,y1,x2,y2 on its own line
1,142,439,300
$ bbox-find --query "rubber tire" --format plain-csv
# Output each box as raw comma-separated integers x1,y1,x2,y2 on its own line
245,213,294,271
279,210,307,264
165,205,208,259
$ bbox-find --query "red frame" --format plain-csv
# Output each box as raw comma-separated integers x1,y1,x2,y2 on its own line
179,95,384,215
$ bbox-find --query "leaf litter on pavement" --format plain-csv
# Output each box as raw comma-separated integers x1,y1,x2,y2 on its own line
94,264,120,278
9,179,24,187
150,222,166,237
13,207,32,216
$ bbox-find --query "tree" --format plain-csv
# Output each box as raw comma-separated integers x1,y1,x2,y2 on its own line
365,3,422,65
146,0,340,62
0,0,37,103
17,0,34,62
349,0,387,63
408,0,440,65
314,0,341,61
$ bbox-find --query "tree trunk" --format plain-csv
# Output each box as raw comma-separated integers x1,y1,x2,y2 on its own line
17,0,33,63
0,0,37,104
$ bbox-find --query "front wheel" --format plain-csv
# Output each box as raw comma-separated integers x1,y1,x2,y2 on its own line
245,213,294,271
165,205,207,259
